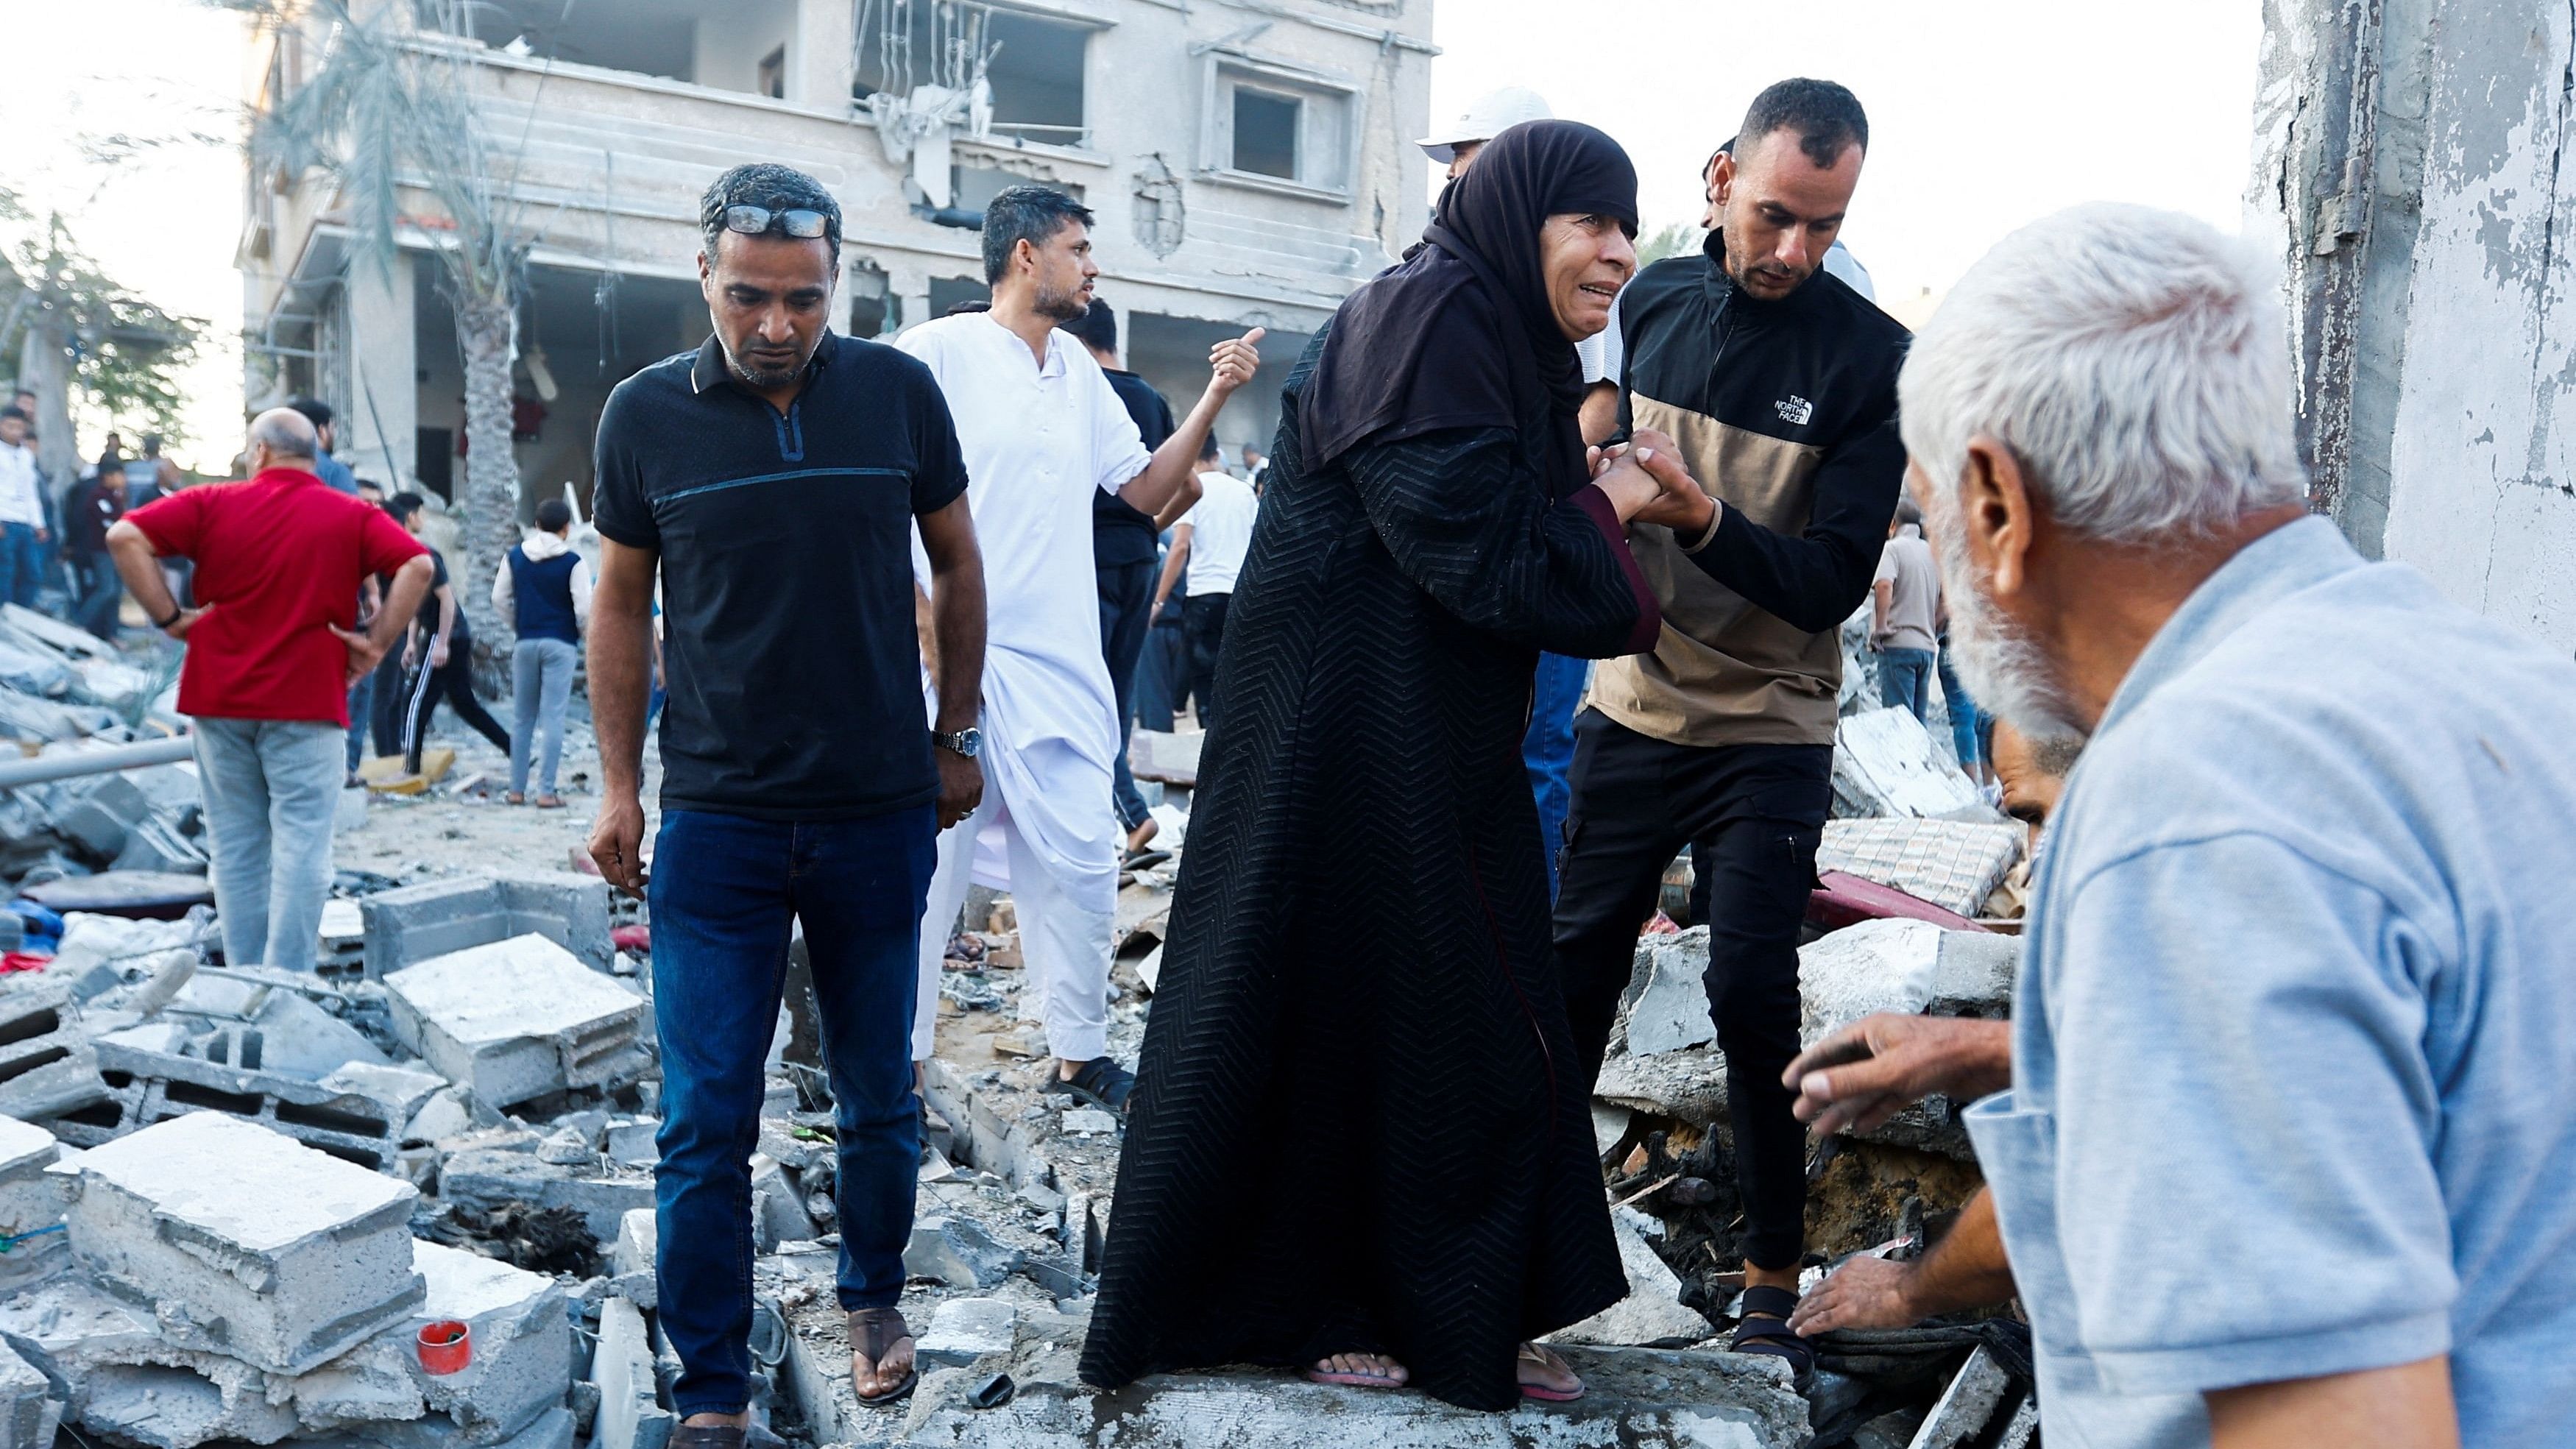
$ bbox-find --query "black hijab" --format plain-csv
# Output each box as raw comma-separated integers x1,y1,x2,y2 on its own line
1298,120,1638,496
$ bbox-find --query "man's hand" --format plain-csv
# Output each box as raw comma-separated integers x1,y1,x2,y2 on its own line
588,790,650,899
431,638,450,668
1789,1253,1924,1335
1783,1013,2014,1138
160,605,210,641
402,642,418,671
1206,327,1265,398
935,748,983,831
328,619,388,687
34,528,47,545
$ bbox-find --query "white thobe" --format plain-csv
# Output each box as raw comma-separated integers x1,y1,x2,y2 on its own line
898,313,1154,1062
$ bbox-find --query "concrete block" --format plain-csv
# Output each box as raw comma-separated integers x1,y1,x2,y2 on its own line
1545,1208,1714,1347
361,878,512,980
89,1036,407,1172
438,1149,654,1244
905,1215,1021,1290
112,815,206,875
749,1155,815,1249
250,988,394,1081
0,1336,56,1448
495,874,614,972
1799,918,2016,1044
0,1274,306,1448
1622,929,1715,1057
66,1114,424,1375
0,980,107,1122
322,1062,452,1127
406,1087,476,1145
385,936,648,1108
604,1119,658,1168
916,1298,1014,1368
361,874,614,980
0,1112,69,1289
408,1241,574,1442
590,1297,669,1449
608,1208,656,1308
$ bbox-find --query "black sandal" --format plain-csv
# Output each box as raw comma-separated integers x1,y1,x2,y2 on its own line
850,1308,919,1406
1048,1057,1136,1112
1730,1285,1816,1389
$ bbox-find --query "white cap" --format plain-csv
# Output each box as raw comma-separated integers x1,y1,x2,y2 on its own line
1415,86,1555,163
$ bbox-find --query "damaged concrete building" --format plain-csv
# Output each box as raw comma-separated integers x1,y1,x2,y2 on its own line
2253,0,2576,650
238,0,1435,514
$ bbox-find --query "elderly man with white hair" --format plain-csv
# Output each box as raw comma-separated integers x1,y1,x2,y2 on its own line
1775,203,2576,1448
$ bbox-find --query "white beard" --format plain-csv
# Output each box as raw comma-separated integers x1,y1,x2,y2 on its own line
1921,486,2088,745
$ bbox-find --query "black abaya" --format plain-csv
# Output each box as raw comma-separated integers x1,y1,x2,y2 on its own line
1079,341,1664,1408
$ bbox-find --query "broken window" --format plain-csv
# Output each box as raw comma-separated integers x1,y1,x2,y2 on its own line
848,262,893,339
1231,88,1300,180
758,44,786,99
856,0,1090,145
929,277,991,316
1209,63,1353,193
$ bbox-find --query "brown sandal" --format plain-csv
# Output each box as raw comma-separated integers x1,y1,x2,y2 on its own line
535,794,566,809
850,1308,919,1406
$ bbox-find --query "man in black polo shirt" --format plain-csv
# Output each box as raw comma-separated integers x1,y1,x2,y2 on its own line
587,163,986,1436
1061,297,1192,857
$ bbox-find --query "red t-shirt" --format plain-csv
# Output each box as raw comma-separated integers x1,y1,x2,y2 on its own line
127,468,427,725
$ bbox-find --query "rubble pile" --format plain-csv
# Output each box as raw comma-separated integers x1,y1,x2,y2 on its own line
0,661,2028,1447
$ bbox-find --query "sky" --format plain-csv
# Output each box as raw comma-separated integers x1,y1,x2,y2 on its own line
7,0,2265,472
1426,0,2267,319
10,0,250,473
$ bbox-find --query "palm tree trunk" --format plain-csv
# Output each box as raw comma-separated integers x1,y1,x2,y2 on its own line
455,290,518,667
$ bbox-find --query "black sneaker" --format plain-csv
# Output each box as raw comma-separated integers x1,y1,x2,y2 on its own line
1049,1057,1136,1112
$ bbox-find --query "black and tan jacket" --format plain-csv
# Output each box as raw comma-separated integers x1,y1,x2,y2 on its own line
1591,232,1910,748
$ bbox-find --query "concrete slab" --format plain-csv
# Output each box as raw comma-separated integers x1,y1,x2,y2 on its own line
437,1148,655,1244
0,1110,69,1289
66,1114,424,1375
0,1336,57,1449
918,1298,1015,1368
1545,1208,1714,1348
590,1297,670,1449
402,1241,573,1443
385,935,648,1108
86,1035,409,1172
897,1347,1808,1448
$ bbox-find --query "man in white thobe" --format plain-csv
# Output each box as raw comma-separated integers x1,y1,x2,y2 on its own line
900,185,1261,1109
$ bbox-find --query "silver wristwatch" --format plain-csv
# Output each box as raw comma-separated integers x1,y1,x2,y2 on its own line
934,726,983,759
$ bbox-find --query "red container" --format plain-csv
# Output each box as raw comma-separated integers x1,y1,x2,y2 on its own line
417,1320,472,1375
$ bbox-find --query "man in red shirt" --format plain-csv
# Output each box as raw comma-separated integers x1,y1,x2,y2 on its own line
107,408,432,973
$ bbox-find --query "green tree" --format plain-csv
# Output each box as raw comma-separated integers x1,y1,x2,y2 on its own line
1635,222,1702,269
1,191,208,474
219,0,531,651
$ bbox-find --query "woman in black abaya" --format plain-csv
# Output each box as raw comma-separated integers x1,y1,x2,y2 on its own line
1079,121,1710,1410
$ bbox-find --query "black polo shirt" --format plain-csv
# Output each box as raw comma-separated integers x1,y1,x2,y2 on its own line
593,334,969,820
1090,368,1175,570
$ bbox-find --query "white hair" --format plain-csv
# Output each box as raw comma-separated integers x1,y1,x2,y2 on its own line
1898,203,2307,542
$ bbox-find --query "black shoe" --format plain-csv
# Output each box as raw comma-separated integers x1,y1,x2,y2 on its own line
1048,1057,1136,1112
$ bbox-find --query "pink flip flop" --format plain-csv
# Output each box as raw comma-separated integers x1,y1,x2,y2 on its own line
1517,1345,1586,1403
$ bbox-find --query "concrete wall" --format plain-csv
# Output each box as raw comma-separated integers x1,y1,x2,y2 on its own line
2252,0,2576,649
690,0,797,97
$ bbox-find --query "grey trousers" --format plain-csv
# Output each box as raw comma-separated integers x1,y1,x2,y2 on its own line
191,716,343,974
511,637,578,796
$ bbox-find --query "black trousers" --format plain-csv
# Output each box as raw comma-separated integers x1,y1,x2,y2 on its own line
369,646,408,759
1184,591,1231,732
1551,709,1830,1270
402,645,512,772
1096,558,1157,830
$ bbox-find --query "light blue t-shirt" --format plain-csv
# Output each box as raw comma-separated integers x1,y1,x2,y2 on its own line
1965,516,2576,1448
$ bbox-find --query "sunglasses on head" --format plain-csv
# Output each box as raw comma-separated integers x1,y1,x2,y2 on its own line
722,205,832,239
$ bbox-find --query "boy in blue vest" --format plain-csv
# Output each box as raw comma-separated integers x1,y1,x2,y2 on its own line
492,497,592,806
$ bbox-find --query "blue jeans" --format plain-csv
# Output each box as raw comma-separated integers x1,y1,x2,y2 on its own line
1096,559,1155,831
509,637,578,796
0,522,41,609
1524,651,1589,897
1877,646,1935,723
346,673,373,773
648,806,937,1417
192,717,344,973
1936,641,1989,771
